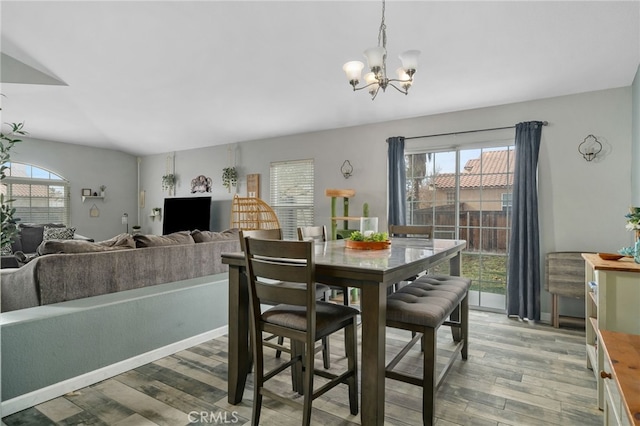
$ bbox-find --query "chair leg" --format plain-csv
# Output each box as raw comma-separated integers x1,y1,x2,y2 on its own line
302,339,315,426
345,319,359,415
251,329,265,426
276,336,284,358
321,336,331,369
422,327,437,426
292,340,304,394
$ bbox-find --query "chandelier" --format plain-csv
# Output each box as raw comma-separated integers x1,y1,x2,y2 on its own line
342,0,420,100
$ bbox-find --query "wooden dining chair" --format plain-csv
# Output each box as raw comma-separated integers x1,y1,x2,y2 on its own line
243,237,359,425
240,229,332,370
297,225,327,242
298,225,358,309
389,225,434,292
388,224,433,239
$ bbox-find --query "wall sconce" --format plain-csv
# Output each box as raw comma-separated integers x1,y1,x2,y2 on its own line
578,134,602,162
341,160,353,179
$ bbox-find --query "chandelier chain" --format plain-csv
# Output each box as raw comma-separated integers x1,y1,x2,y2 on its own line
378,0,387,49
378,0,388,81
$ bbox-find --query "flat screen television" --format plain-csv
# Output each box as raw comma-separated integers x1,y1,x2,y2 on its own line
162,196,211,235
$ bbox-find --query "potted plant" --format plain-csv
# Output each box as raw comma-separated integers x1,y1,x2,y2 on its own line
0,121,26,250
222,167,238,192
152,207,161,217
345,230,390,250
100,185,106,197
162,174,176,191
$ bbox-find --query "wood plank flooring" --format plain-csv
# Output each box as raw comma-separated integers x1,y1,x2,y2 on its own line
2,311,602,425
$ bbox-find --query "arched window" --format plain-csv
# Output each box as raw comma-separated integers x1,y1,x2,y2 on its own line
1,162,70,224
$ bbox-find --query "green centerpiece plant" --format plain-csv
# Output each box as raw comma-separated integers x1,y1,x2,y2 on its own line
349,230,389,242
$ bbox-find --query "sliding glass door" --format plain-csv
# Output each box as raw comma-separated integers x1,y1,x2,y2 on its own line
405,145,514,311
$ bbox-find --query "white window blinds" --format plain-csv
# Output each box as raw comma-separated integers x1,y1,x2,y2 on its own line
269,159,314,240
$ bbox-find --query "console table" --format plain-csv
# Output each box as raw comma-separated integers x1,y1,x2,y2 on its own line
582,254,640,410
599,330,640,425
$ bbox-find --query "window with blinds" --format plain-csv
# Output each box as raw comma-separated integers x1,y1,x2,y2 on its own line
269,159,314,240
1,162,70,225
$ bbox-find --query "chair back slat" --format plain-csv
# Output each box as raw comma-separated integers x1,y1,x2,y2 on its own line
244,237,315,309
240,228,282,241
255,281,308,306
252,259,311,286
389,225,433,239
297,225,327,242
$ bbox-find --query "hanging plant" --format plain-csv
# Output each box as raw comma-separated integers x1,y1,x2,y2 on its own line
162,174,176,191
222,167,238,192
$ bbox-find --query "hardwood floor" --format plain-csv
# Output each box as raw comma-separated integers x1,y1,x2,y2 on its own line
2,311,602,425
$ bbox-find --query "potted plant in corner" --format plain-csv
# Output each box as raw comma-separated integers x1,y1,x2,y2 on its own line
222,167,238,192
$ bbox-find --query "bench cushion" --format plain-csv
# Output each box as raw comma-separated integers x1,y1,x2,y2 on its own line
387,274,471,328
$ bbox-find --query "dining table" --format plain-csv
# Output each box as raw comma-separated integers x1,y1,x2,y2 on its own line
221,237,467,425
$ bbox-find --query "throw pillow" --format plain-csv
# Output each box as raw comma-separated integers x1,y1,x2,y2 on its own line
191,228,239,243
37,239,136,255
134,231,195,248
19,223,64,253
1,243,13,255
43,225,76,241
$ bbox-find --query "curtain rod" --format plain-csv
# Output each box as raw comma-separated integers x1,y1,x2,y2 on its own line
404,121,548,140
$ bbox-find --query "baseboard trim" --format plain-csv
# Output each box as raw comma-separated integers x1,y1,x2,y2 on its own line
1,325,228,417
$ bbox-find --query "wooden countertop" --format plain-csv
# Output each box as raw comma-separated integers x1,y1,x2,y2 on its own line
599,329,640,425
582,253,640,273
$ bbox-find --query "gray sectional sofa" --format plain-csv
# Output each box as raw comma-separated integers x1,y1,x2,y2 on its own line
1,228,240,312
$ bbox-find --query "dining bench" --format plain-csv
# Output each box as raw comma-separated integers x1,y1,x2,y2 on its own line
385,273,471,425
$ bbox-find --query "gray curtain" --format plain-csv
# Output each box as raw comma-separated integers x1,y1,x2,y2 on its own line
507,121,543,321
387,137,406,226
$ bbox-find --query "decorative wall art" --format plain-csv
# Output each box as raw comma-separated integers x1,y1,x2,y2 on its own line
191,175,212,193
82,188,91,196
89,204,100,218
247,173,260,198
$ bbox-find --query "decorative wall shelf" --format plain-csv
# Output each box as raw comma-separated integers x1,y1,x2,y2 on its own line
82,195,104,203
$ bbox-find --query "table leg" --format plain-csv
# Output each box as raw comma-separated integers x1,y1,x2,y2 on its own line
227,265,250,404
359,283,387,425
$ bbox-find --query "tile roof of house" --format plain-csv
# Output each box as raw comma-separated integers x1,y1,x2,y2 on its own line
431,150,514,189
2,163,63,197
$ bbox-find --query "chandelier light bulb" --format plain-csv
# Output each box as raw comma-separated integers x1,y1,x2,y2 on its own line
396,68,413,90
343,61,365,87
399,50,421,75
363,47,386,72
364,72,380,95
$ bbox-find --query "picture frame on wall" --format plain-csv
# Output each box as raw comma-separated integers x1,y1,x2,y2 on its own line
82,188,92,196
247,173,260,198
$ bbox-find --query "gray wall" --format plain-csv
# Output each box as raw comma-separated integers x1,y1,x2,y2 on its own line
140,87,633,319
2,275,229,405
8,137,138,241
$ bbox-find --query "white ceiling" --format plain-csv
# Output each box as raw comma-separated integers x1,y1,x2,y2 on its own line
1,1,639,156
